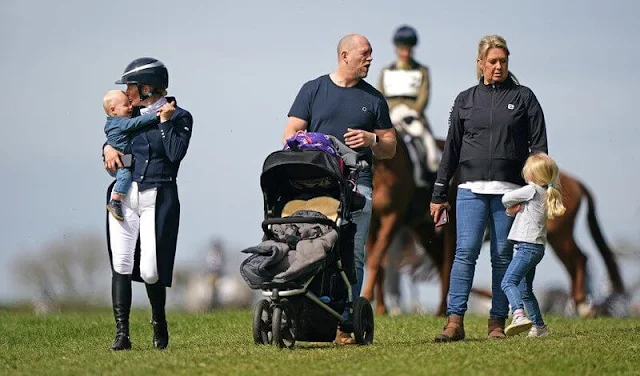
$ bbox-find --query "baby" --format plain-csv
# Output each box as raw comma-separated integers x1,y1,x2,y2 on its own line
103,90,175,220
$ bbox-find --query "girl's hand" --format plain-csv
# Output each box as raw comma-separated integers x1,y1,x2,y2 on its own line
506,203,522,216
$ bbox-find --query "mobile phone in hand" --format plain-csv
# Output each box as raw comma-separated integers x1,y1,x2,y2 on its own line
121,154,133,168
436,209,449,227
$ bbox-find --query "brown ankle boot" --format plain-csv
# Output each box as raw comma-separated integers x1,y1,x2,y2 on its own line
488,318,506,339
434,314,465,343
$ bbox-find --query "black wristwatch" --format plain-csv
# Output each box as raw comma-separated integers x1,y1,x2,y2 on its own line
372,134,379,146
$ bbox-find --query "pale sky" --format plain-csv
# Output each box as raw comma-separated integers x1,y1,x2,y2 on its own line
1,0,639,302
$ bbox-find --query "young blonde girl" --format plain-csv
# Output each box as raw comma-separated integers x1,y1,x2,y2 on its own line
500,153,566,337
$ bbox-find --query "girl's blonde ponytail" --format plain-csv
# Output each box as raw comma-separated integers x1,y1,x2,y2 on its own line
546,182,566,219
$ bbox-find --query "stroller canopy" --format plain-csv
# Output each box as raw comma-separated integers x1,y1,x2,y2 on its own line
260,149,346,195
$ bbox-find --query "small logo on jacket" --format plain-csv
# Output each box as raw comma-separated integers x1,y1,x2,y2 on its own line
507,104,515,110
362,106,367,112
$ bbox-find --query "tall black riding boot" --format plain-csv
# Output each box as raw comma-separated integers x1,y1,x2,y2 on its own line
110,272,132,351
146,282,168,349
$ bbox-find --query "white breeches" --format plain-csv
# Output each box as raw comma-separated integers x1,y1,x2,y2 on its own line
421,130,440,173
109,182,159,284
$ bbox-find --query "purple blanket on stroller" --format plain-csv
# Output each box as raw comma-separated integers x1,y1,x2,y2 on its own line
284,131,338,156
283,131,370,176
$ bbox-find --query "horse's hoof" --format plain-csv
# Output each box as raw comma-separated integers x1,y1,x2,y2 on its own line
577,301,596,318
388,307,402,317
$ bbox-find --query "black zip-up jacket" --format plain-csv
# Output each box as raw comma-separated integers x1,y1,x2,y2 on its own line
432,76,548,203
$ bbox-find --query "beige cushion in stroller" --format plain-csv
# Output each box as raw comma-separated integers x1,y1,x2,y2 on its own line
281,196,340,222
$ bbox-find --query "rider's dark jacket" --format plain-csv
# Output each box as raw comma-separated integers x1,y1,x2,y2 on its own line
432,75,548,203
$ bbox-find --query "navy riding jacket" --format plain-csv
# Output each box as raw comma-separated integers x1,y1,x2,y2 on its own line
129,103,193,190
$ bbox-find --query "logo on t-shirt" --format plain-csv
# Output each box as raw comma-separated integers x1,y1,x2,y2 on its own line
362,106,367,112
507,104,515,110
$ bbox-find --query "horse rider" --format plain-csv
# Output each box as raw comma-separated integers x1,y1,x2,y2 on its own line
378,25,439,175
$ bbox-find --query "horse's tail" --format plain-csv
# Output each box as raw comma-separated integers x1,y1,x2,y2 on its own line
579,182,626,293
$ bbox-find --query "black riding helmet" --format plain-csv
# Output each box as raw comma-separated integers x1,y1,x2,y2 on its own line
393,25,418,47
115,57,169,100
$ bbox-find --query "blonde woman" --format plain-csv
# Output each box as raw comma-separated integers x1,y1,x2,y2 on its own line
501,153,566,337
430,34,548,342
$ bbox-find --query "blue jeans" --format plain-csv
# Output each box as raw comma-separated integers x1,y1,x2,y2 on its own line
447,188,514,319
109,168,133,195
351,184,373,299
501,242,546,327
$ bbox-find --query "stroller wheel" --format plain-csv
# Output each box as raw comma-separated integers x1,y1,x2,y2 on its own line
353,297,374,345
252,299,272,345
272,300,296,349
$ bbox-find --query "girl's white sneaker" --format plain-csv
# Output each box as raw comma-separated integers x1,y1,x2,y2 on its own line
505,315,533,336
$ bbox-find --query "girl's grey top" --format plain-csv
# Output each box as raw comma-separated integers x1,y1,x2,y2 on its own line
502,183,548,245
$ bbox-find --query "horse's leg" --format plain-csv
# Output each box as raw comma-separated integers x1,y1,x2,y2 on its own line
375,234,392,311
547,231,588,307
362,214,380,303
434,220,458,317
374,268,385,314
547,173,593,313
411,216,449,317
364,212,401,314
404,228,428,313
382,227,406,315
435,189,459,317
419,226,447,316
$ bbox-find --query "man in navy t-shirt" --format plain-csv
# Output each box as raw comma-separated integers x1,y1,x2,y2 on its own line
283,33,397,345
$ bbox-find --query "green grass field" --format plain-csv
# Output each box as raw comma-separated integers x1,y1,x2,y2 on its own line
1,309,639,375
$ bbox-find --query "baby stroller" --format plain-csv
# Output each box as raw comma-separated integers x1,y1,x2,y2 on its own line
240,139,374,349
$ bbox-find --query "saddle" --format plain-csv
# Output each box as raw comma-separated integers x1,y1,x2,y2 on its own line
389,104,440,189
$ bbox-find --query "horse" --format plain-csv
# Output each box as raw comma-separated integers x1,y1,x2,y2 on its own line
533,171,626,316
363,107,626,316
362,117,421,314
362,106,477,314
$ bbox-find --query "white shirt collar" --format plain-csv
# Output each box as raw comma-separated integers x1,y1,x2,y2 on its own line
140,97,167,115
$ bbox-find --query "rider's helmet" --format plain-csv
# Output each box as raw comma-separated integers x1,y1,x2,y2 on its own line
393,25,418,47
115,57,168,99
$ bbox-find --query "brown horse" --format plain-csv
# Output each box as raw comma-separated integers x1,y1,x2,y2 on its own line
363,125,626,316
362,111,476,314
362,124,421,314
538,171,626,315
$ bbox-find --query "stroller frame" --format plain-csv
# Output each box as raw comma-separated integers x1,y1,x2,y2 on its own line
250,149,374,349
260,216,354,322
